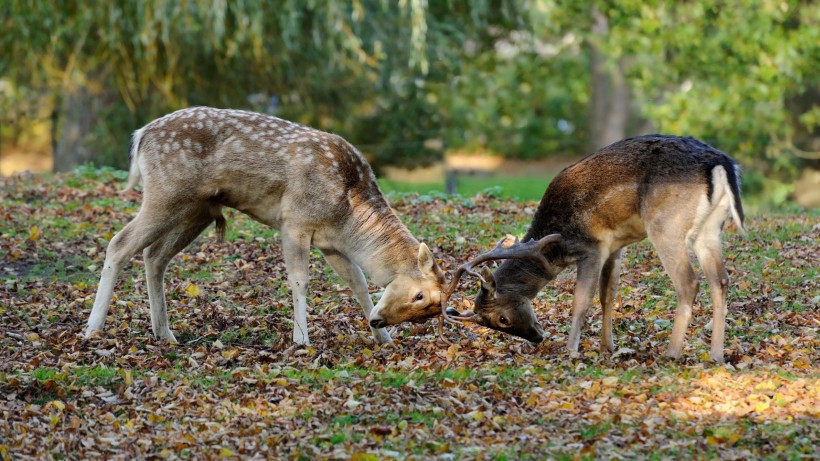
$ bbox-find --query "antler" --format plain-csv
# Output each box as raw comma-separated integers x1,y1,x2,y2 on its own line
439,233,562,328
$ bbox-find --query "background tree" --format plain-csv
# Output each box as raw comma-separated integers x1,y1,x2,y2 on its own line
1,0,817,203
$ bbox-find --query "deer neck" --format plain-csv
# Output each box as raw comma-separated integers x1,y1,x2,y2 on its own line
340,187,420,287
494,227,568,299
494,258,556,299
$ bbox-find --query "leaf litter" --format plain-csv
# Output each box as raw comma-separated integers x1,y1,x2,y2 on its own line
0,171,818,459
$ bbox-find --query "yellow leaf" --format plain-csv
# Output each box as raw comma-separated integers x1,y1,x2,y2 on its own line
124,369,133,386
49,400,66,411
466,410,484,421
560,402,575,411
219,447,234,458
772,393,790,407
221,349,240,360
445,343,460,361
755,401,770,413
602,376,618,387
185,283,201,297
28,226,40,241
754,380,778,392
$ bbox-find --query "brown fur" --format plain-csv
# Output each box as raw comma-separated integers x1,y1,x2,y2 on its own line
472,135,744,363
86,107,445,346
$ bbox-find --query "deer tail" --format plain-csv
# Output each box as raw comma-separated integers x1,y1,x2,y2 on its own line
122,128,144,192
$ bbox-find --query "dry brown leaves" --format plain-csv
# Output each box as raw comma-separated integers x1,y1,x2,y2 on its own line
0,172,818,459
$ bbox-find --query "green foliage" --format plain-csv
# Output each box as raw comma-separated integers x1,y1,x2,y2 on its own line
1,0,816,185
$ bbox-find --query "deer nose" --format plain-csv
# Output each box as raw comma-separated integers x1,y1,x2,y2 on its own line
529,323,546,344
370,317,387,329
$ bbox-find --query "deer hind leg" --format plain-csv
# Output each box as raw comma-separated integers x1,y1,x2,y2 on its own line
599,248,624,353
281,225,313,345
567,256,604,358
143,209,214,343
85,206,182,338
649,231,699,360
321,249,391,344
692,227,730,364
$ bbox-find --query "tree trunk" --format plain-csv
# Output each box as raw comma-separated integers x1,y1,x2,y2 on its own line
53,85,99,172
588,8,631,151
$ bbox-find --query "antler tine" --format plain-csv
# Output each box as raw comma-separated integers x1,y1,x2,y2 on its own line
438,233,562,342
439,260,485,338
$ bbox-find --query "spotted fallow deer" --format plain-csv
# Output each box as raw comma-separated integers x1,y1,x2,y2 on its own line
84,106,446,346
439,135,745,363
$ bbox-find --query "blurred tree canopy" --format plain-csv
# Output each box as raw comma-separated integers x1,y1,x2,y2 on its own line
1,0,818,197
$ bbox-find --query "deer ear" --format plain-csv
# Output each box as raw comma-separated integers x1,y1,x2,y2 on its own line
417,243,445,283
479,266,496,297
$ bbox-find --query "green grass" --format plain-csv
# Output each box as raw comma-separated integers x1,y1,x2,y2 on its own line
379,175,551,201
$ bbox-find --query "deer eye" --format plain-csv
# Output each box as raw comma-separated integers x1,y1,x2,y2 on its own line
499,315,510,326
413,292,424,302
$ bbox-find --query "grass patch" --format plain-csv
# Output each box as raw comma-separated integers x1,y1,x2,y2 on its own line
379,175,551,201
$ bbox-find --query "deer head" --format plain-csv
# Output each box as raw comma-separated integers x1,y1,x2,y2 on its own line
440,234,561,343
369,243,446,328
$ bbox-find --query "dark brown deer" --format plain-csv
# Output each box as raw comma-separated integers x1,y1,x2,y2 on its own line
85,106,446,346
439,135,744,363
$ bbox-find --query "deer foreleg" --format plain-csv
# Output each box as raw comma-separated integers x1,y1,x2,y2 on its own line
282,226,313,345
567,258,603,358
322,249,391,344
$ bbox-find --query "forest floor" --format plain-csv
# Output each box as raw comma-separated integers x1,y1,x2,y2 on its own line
1,168,818,460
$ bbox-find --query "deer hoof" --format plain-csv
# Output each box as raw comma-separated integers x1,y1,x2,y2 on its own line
709,351,724,364
155,329,178,344
665,347,683,360
83,328,103,339
292,333,311,346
